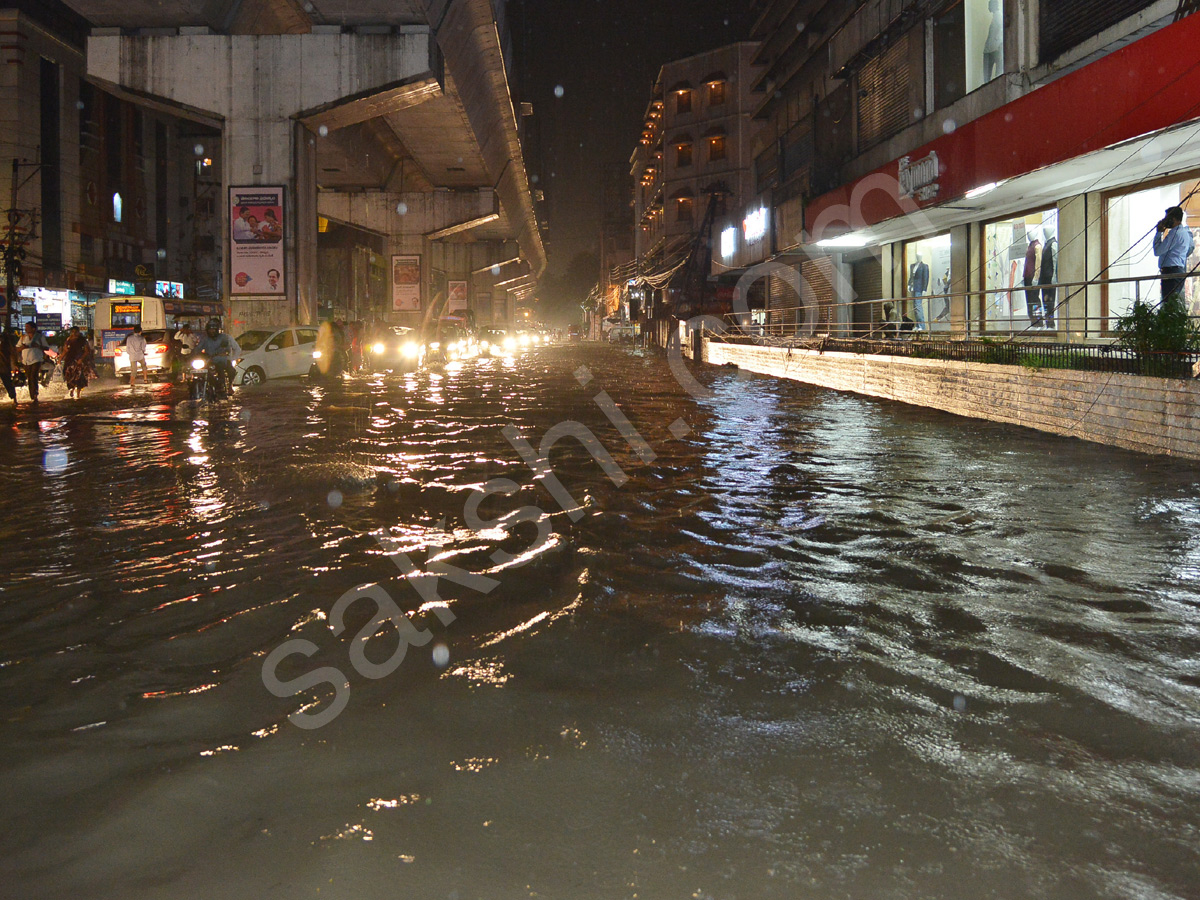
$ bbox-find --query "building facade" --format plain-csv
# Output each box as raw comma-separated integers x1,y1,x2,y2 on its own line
627,42,764,343
718,0,1200,343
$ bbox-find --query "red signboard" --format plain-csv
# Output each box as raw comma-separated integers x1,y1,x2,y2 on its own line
806,12,1200,236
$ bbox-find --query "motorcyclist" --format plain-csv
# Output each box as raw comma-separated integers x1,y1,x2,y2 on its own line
195,319,241,392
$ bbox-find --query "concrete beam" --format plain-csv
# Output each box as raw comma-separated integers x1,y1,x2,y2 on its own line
425,212,500,240
297,74,442,132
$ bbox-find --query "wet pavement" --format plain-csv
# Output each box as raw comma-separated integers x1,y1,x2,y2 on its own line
2,344,1200,899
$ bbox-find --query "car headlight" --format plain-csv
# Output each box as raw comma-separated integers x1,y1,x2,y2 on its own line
480,339,490,350
429,341,440,350
503,336,516,351
518,334,531,347
312,349,323,359
191,357,207,370
401,341,420,358
371,342,385,355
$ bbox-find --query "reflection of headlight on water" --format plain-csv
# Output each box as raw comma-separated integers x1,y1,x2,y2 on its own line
371,342,385,355
191,357,207,370
401,341,420,358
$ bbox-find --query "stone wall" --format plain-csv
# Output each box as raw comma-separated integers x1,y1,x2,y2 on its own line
702,339,1200,460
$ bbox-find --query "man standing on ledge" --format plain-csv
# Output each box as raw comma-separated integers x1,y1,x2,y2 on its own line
1153,205,1193,301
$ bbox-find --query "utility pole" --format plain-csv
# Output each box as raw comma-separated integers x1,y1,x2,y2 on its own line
3,157,38,331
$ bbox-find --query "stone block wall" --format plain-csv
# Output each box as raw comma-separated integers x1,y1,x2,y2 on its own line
702,340,1200,460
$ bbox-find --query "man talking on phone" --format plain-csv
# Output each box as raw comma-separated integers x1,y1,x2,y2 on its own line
1153,205,1193,302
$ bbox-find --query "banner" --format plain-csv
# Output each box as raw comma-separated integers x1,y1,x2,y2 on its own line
392,255,421,311
447,280,468,313
229,186,285,297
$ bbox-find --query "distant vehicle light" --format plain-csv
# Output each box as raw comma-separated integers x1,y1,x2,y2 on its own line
371,342,386,354
429,341,441,350
518,334,531,347
503,336,517,350
480,339,490,350
401,341,420,358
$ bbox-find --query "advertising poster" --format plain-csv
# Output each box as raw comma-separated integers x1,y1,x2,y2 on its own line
392,255,421,311
229,186,285,297
447,280,468,313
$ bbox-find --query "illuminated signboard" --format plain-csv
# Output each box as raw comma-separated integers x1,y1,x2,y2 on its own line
108,279,136,295
721,226,737,258
742,207,768,243
155,280,184,299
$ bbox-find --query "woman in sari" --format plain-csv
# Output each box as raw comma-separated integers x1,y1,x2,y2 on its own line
62,326,94,400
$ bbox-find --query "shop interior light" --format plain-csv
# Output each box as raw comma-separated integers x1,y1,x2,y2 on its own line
965,182,1000,199
816,234,870,248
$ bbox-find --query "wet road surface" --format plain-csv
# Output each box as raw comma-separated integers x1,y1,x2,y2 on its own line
2,344,1200,899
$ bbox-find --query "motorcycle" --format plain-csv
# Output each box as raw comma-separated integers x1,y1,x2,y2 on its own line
187,354,230,402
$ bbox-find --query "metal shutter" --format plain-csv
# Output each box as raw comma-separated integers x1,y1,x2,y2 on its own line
857,29,914,150
768,268,801,331
1041,0,1157,62
852,257,883,335
802,257,836,333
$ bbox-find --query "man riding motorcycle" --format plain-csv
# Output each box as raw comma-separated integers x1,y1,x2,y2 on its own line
195,319,241,394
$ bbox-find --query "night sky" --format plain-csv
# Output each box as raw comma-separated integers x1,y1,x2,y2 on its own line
516,0,754,277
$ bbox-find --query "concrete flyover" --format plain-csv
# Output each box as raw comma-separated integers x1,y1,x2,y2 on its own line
62,0,544,328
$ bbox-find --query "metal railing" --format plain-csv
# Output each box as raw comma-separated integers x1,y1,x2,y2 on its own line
702,270,1200,378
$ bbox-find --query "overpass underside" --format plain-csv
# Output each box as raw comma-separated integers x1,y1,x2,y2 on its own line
69,0,543,328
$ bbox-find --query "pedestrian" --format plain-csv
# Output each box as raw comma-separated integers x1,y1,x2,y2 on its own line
61,325,94,400
17,322,50,404
0,326,16,402
126,324,148,386
1153,205,1194,302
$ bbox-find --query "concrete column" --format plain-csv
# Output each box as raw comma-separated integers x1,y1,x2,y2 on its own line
1058,193,1090,338
949,223,971,336
293,121,317,325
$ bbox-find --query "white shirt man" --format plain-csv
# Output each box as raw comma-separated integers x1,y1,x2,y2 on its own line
126,326,149,386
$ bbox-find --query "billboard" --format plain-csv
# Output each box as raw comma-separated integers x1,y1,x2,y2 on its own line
229,186,285,297
155,280,184,299
447,280,468,313
392,255,421,311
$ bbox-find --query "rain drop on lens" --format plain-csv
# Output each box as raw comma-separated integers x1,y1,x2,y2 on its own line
43,449,68,474
432,644,450,668
554,85,564,98
942,119,957,134
327,490,343,509
318,125,329,138
396,201,408,215
157,249,166,259
193,144,204,156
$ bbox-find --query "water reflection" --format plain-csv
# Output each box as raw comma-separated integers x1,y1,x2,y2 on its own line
0,348,1198,899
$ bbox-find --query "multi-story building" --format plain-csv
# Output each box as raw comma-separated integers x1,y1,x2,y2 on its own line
730,0,1200,341
629,42,764,343
2,0,544,336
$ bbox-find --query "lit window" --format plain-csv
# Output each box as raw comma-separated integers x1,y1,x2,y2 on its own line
112,192,123,223
677,198,693,223
721,226,736,258
708,135,726,162
676,90,692,115
676,142,693,167
708,81,726,106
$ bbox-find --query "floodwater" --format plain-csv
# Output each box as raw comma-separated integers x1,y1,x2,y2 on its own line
2,344,1199,900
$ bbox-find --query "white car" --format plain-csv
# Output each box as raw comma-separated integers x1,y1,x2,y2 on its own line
114,330,171,377
233,326,320,386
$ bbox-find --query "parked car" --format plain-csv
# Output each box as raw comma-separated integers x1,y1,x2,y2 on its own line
233,326,320,386
113,330,171,378
364,326,424,374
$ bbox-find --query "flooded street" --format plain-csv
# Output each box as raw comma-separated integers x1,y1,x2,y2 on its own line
2,344,1200,899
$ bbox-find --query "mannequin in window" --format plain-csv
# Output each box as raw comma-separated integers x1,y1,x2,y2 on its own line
983,0,1003,82
936,270,951,321
1023,229,1043,327
1038,230,1056,329
908,253,929,331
